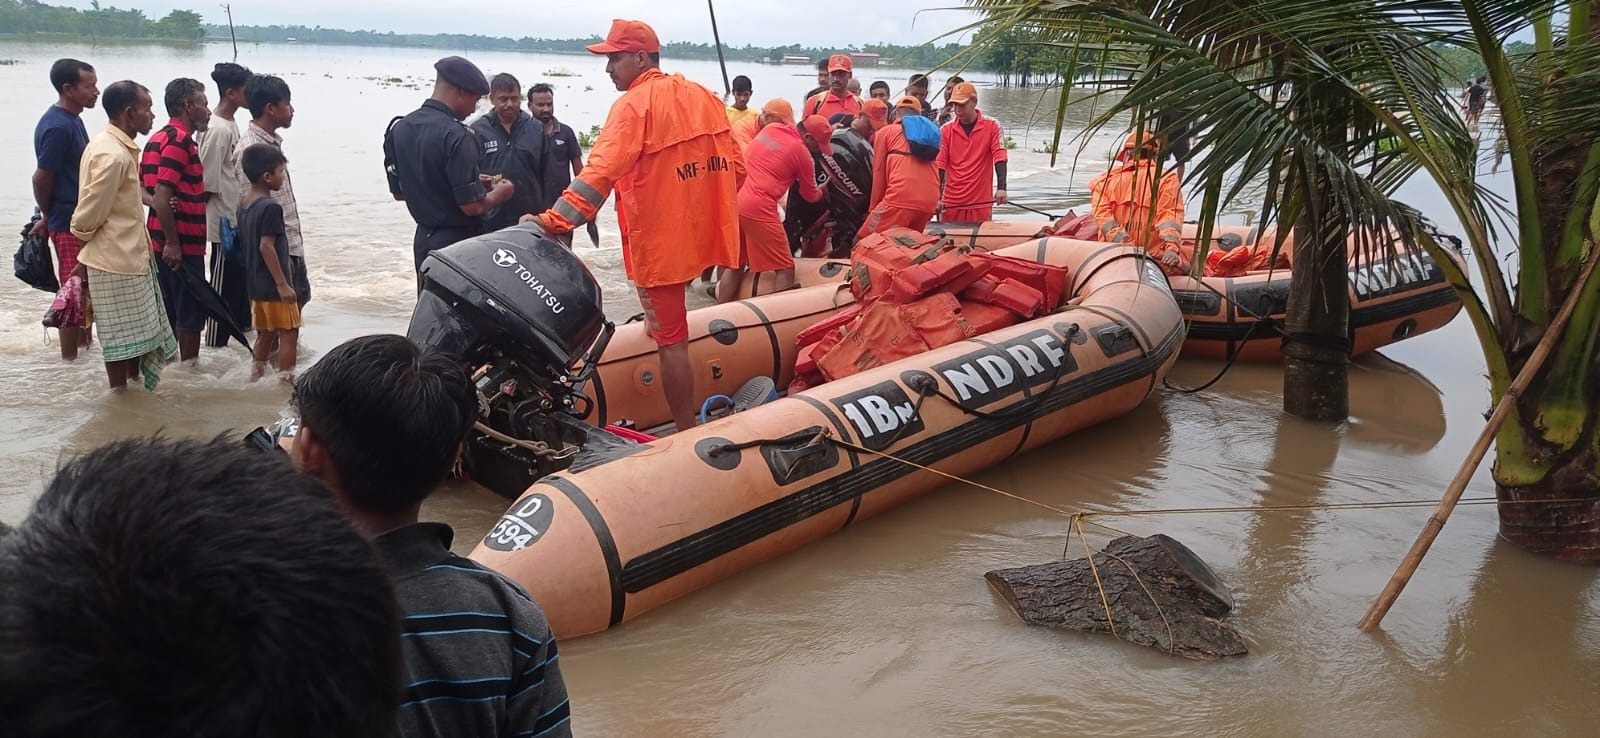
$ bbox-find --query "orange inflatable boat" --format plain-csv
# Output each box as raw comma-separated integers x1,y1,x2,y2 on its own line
727,223,1464,363
468,238,1184,637
1168,231,1464,361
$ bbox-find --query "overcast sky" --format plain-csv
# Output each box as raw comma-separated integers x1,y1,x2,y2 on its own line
58,1,982,47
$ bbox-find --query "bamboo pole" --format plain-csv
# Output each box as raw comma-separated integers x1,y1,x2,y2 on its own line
1358,241,1600,631
706,0,731,97
221,3,236,61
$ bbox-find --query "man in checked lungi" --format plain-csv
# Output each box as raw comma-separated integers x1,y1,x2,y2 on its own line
71,80,179,390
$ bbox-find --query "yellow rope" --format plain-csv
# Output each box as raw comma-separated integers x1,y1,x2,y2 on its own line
1073,515,1121,643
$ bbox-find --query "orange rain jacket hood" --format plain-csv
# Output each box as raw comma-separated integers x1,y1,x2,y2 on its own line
536,68,743,287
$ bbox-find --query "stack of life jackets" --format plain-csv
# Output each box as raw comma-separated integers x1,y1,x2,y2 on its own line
1044,212,1290,278
789,227,1069,392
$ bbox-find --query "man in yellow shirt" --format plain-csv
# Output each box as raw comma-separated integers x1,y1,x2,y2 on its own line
726,75,756,127
71,80,177,390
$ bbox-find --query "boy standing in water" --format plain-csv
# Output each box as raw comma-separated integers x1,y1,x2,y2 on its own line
238,143,299,379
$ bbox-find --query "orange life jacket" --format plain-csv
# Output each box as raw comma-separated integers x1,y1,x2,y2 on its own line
791,227,1070,386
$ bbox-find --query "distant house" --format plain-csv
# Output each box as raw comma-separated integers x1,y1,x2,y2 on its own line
780,55,811,65
848,52,880,68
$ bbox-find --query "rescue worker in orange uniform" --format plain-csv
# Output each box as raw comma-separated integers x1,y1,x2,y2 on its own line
936,82,1007,223
716,111,833,303
525,19,741,431
804,55,864,120
857,96,940,239
849,97,889,142
1089,132,1186,274
731,98,786,155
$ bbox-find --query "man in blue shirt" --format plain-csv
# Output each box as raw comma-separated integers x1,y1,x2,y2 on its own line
32,58,99,360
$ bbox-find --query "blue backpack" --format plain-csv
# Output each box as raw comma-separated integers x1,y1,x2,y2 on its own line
896,114,941,161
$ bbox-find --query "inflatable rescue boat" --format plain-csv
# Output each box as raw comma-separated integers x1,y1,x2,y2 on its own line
732,223,1464,363
405,225,1182,638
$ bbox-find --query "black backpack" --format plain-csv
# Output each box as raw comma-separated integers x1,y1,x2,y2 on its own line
14,212,58,293
381,115,405,195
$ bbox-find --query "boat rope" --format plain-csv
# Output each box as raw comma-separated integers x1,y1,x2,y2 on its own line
1162,317,1275,394
473,421,579,461
1163,277,1289,393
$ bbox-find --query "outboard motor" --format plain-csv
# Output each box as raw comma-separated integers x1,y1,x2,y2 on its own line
786,129,873,259
408,223,615,497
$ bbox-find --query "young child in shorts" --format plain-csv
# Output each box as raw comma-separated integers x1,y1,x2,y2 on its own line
238,143,300,380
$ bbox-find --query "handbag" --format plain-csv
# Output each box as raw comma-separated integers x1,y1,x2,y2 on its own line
14,213,59,293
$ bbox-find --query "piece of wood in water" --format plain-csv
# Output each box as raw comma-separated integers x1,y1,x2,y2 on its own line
985,534,1247,661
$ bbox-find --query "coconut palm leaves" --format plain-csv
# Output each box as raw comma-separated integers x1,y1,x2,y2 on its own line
964,0,1600,557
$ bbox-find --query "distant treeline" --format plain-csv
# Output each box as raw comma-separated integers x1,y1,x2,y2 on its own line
0,0,203,41
204,24,975,71
1,0,975,69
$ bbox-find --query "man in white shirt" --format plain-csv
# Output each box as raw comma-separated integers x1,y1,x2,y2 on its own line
198,62,252,347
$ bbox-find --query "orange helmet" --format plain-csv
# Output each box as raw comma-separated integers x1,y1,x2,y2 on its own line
1123,131,1161,153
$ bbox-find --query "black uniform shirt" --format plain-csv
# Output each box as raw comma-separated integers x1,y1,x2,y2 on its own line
537,120,582,213
388,99,484,230
471,112,544,231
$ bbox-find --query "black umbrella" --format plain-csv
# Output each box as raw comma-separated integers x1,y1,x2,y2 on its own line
586,220,600,247
169,259,252,350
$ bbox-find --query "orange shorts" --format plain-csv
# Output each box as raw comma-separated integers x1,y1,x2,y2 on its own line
251,300,302,332
738,214,795,273
637,283,688,346
857,205,934,239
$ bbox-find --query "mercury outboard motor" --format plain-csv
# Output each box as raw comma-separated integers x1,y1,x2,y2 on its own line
786,129,873,259
408,223,615,497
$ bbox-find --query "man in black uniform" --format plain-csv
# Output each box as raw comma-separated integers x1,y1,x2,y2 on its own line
471,73,542,232
384,56,515,284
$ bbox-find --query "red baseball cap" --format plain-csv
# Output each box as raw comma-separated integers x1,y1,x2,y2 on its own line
586,19,661,54
800,115,834,156
827,54,852,74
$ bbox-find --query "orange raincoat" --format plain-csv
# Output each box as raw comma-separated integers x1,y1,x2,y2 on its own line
1088,142,1183,270
536,68,742,287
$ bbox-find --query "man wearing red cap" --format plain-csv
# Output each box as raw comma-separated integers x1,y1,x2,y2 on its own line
526,19,741,431
716,110,833,302
805,54,863,120
858,97,940,238
937,81,1007,223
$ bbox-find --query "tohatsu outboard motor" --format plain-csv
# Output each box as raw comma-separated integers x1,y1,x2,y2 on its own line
408,223,615,497
785,128,873,259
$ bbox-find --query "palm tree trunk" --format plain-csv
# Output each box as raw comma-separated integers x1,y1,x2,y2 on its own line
1282,208,1351,422
1497,447,1600,561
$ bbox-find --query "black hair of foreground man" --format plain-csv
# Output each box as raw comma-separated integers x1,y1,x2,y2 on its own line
0,436,402,738
292,333,476,515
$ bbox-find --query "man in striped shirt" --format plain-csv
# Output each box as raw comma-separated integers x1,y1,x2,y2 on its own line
288,335,572,738
142,77,210,361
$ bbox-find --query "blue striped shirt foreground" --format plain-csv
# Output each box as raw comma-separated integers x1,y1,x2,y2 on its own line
378,523,571,738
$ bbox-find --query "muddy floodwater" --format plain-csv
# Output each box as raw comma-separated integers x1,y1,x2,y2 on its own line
1,40,1595,737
